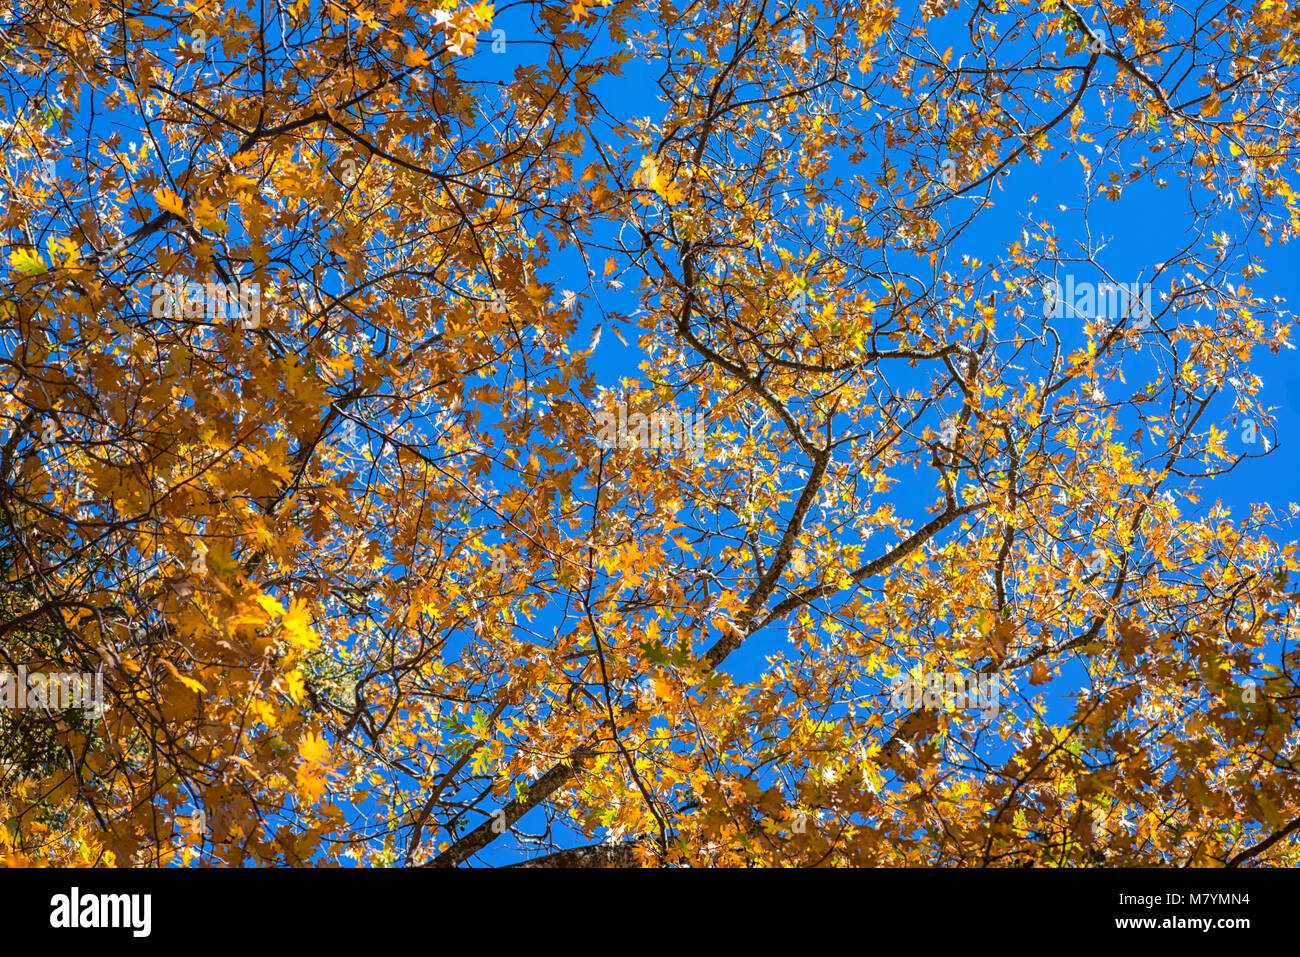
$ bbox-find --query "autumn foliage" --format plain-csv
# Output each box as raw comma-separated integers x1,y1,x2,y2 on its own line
2,0,1300,867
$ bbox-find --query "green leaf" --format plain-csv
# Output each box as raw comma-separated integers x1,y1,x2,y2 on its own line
10,249,46,276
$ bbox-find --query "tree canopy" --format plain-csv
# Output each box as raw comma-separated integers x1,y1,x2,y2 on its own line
2,0,1300,867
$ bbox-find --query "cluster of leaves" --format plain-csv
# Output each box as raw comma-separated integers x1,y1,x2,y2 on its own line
0,0,1299,867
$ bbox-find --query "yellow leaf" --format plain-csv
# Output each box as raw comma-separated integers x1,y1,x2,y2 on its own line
162,659,207,694
46,236,79,266
298,731,331,766
282,598,320,649
153,187,185,216
255,594,286,617
634,155,684,204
